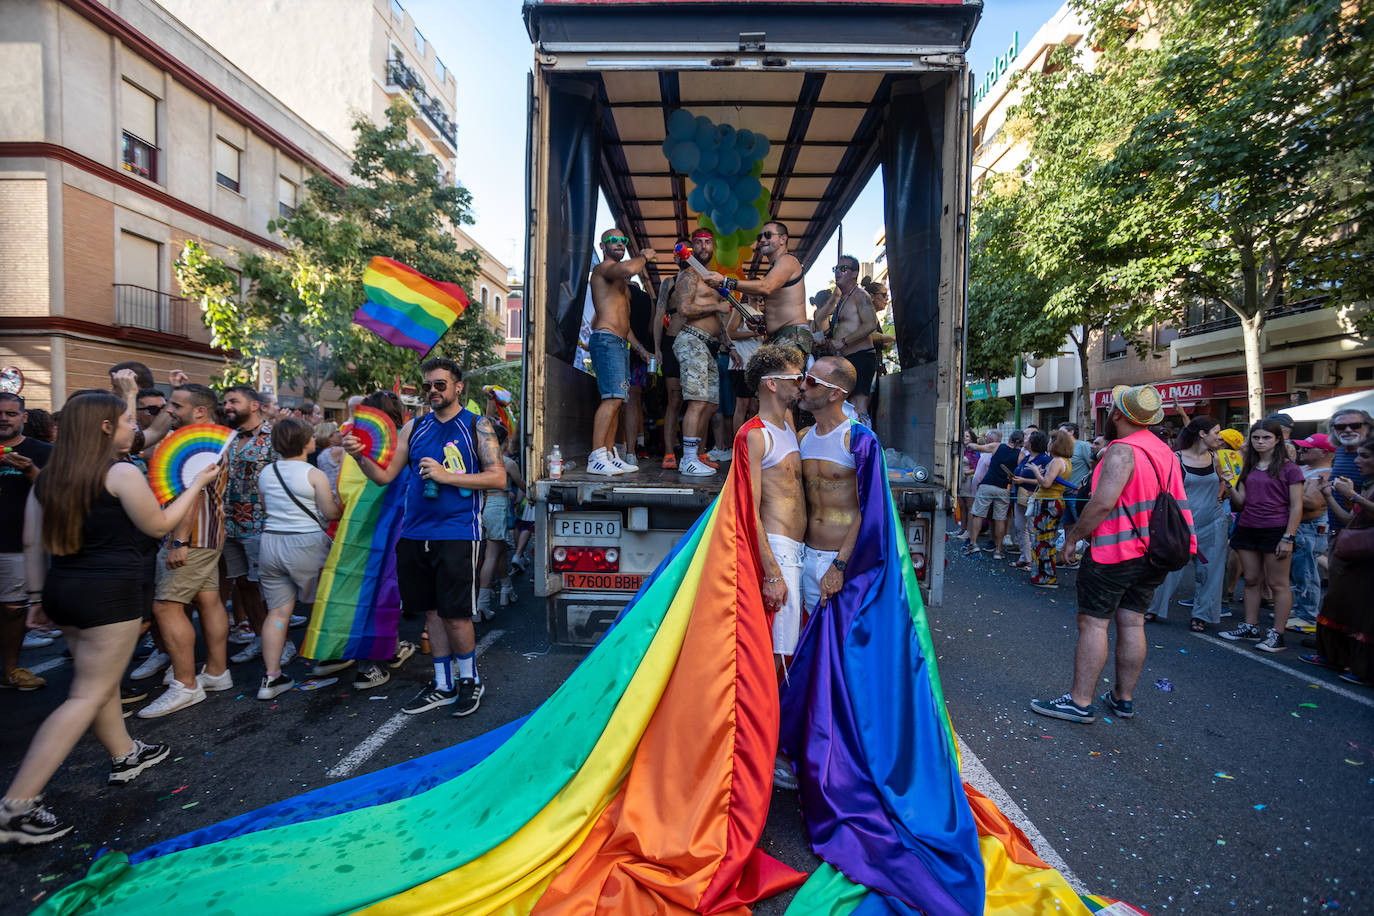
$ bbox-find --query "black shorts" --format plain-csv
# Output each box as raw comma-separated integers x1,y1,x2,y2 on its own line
728,369,756,400
44,575,146,629
848,349,878,396
1075,552,1167,620
661,334,680,380
1230,524,1287,553
395,538,477,620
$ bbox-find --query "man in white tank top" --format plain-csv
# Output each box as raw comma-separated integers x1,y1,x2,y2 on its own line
797,357,862,615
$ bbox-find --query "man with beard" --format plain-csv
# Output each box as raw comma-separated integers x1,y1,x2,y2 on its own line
810,254,880,423
586,228,655,476
346,358,506,718
0,392,51,691
671,228,736,476
138,384,234,717
704,221,812,360
1032,384,1195,724
220,386,276,666
796,357,863,614
1327,408,1371,540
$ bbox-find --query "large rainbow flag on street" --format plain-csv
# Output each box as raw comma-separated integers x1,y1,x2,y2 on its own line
354,256,469,355
39,419,1144,916
300,459,406,663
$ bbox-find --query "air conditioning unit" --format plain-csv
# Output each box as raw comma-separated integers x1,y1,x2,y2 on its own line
1294,360,1337,388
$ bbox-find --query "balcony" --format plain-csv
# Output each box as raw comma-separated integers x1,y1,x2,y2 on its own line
1177,296,1331,338
415,92,457,148
114,284,187,338
386,58,425,94
1171,295,1371,372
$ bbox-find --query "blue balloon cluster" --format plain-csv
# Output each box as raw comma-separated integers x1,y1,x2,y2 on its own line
661,109,772,268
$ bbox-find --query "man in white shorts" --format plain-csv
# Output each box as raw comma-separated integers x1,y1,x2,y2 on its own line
740,345,807,791
797,357,863,615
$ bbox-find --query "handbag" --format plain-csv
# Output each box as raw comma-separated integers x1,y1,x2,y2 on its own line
1333,520,1374,561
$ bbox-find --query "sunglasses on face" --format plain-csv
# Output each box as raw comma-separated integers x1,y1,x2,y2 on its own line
833,265,855,274
420,380,449,392
1333,422,1366,431
761,373,803,383
137,405,164,415
803,373,849,394
602,236,629,245
756,231,779,241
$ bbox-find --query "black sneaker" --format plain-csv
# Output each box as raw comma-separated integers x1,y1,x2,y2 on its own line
1218,622,1262,641
0,799,73,845
1255,628,1286,653
451,678,485,717
256,674,295,700
1030,693,1096,723
108,740,171,785
1099,691,1136,718
121,684,148,705
402,681,457,715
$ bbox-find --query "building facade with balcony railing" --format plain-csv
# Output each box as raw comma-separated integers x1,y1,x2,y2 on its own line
0,0,351,409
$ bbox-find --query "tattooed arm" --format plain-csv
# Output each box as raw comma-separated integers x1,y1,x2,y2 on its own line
440,416,507,491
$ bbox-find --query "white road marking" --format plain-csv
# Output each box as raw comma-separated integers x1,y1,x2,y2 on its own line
956,734,1087,896
327,628,504,778
1192,632,1374,710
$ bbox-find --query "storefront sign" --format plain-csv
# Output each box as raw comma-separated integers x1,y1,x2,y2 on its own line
966,382,993,401
974,32,1020,107
1093,370,1286,409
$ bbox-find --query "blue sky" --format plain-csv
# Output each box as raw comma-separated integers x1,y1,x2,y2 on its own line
408,0,1063,288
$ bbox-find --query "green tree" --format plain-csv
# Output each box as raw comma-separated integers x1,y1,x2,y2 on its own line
967,396,1012,431
178,99,503,399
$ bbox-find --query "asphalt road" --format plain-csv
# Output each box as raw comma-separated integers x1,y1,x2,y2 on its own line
3,546,1371,915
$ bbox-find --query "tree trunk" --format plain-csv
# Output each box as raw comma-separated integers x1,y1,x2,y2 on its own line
1070,328,1092,433
1240,312,1265,423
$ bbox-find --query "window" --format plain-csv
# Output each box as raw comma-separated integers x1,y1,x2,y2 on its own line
215,138,240,193
507,307,521,339
120,80,158,180
390,0,403,19
1104,329,1127,360
414,27,425,56
1153,322,1179,349
278,176,297,218
119,231,160,289
435,58,446,83
115,231,164,331
480,286,490,307
494,295,502,326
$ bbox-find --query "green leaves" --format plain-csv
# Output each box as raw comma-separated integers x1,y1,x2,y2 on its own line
175,98,503,400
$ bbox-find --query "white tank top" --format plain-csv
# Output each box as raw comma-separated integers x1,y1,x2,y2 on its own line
800,419,855,468
759,418,799,469
257,461,324,533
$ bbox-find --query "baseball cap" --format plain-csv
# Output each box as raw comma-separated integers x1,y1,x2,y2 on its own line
1293,433,1336,452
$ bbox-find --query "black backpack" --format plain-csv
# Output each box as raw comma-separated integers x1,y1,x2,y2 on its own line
1135,447,1193,572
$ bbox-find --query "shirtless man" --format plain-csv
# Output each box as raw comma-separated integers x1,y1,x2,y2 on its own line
704,221,811,361
653,239,690,469
587,228,655,476
810,254,880,422
670,228,736,477
797,357,862,612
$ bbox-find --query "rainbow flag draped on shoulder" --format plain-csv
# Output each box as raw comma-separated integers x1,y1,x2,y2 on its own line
354,256,468,355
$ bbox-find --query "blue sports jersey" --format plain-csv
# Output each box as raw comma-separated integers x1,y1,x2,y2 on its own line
401,409,483,541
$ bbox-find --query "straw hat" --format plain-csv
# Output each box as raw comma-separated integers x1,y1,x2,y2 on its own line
1110,384,1164,426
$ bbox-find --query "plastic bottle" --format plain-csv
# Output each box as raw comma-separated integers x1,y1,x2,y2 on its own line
423,476,440,499
549,445,563,480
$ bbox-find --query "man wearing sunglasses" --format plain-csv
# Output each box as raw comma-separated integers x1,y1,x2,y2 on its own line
703,221,811,360
671,228,737,477
587,229,656,476
345,357,507,718
1328,408,1371,537
811,255,880,423
796,357,863,613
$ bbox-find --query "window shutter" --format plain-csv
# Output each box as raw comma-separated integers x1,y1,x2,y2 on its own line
121,80,157,143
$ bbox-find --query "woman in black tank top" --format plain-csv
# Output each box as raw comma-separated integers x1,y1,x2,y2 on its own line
2,392,220,844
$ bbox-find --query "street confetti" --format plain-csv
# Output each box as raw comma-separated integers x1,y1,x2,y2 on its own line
1345,759,1365,766
1299,703,1317,708
1214,772,1235,779
181,802,199,809
1292,712,1302,718
369,695,389,701
1154,678,1173,691
171,785,188,794
1253,804,1266,811
1090,751,1102,757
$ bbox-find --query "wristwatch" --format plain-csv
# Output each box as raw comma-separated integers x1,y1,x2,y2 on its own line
832,558,848,573
169,539,191,548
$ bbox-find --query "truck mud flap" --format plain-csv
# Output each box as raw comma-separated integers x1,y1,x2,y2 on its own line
550,597,629,647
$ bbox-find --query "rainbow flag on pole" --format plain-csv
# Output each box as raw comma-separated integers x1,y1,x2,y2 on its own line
354,256,468,355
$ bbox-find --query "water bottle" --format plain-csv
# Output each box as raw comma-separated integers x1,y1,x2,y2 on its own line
549,445,563,480
423,476,439,499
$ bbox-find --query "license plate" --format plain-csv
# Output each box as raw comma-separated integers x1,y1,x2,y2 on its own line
563,572,643,591
554,512,621,539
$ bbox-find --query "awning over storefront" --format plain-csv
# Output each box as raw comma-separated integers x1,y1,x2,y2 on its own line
1284,388,1374,423
1092,370,1287,409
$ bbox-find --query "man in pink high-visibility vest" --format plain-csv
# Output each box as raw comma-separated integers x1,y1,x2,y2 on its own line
1031,384,1196,724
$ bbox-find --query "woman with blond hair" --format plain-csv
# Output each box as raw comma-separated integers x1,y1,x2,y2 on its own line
1024,429,1075,588
1,392,219,844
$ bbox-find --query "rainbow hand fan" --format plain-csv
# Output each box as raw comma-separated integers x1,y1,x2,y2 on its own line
343,405,398,468
147,424,234,504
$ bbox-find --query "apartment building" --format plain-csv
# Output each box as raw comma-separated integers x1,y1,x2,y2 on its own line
0,0,352,410
504,284,524,362
158,0,510,341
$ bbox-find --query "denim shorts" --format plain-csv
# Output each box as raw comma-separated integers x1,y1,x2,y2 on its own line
589,330,630,400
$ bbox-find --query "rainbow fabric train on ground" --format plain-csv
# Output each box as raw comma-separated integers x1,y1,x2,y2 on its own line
40,422,1146,915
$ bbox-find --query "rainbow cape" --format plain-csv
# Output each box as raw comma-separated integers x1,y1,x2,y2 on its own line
778,420,1101,916
355,256,469,355
39,417,804,915
300,459,406,663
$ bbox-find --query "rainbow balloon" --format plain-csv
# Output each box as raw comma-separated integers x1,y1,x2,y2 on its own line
147,424,234,504
342,405,397,468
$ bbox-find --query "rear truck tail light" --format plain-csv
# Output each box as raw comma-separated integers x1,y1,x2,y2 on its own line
912,552,927,581
551,546,620,573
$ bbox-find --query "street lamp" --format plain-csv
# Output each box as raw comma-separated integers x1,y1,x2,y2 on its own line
1013,354,1044,428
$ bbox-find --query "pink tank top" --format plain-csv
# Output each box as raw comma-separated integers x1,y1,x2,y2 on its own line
1089,429,1197,564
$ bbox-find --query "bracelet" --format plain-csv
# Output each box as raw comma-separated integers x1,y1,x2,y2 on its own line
1281,534,1296,542
762,576,784,584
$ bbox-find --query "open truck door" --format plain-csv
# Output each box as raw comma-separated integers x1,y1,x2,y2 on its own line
523,0,980,644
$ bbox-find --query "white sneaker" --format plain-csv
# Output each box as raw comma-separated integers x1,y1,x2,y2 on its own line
587,451,621,476
22,631,55,650
130,650,171,681
257,674,295,700
500,582,516,606
229,637,262,664
609,452,638,473
616,447,639,469
679,456,717,477
137,679,206,719
227,622,255,646
707,448,733,462
280,642,297,667
197,668,233,692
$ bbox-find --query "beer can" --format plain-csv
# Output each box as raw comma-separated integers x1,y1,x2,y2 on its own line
647,357,659,375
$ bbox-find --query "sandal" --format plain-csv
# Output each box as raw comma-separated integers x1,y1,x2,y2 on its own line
1190,618,1208,633
1143,612,1159,623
